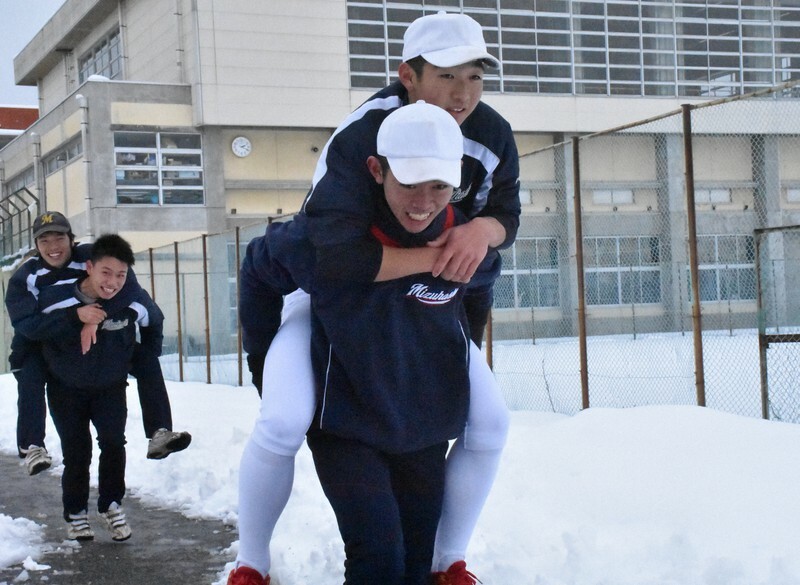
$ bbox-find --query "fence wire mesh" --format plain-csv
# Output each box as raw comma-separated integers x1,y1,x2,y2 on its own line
755,226,800,423
490,82,800,417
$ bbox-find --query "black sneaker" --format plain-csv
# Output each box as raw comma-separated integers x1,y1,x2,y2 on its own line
147,428,192,459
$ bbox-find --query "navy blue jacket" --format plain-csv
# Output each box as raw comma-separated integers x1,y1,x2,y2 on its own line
240,200,471,454
239,218,314,357
28,278,163,391
5,243,141,371
302,80,519,288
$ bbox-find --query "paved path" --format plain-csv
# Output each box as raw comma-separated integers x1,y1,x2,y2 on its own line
0,453,236,585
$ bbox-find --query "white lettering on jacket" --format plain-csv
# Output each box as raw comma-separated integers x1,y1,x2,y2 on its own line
101,318,129,331
450,187,469,203
406,283,458,305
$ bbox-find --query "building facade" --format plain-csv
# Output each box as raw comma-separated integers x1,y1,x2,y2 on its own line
1,0,800,343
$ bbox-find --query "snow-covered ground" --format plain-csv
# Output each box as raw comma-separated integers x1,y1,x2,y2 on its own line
2,367,800,584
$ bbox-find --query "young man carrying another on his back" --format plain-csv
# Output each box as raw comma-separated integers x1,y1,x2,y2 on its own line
28,234,165,541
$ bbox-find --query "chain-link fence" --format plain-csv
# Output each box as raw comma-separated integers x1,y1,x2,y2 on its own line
129,222,277,388
491,80,800,418
755,225,800,423
3,81,800,421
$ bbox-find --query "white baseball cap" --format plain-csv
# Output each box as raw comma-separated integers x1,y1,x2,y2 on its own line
402,11,499,69
377,101,464,188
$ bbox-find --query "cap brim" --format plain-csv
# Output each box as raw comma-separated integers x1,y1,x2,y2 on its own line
33,225,70,239
421,46,499,69
388,157,462,188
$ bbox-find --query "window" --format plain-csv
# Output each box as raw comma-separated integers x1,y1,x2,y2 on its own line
592,189,634,205
345,2,800,97
78,29,122,83
695,188,731,204
6,167,35,194
114,132,204,205
584,236,661,305
43,137,83,176
693,235,756,302
494,238,560,309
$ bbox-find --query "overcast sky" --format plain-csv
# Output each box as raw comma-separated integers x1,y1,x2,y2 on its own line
0,0,66,106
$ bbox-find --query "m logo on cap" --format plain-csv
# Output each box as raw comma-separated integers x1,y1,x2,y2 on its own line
33,210,71,240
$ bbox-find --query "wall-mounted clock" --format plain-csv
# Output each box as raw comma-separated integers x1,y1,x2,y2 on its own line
231,136,252,158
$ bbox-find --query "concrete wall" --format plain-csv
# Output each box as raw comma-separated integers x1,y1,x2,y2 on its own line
193,0,352,128
123,0,183,85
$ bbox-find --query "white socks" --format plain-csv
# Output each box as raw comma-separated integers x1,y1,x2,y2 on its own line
235,439,295,576
432,439,504,572
236,412,504,575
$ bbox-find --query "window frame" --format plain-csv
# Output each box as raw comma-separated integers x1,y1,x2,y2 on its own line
114,131,205,206
494,237,561,310
692,234,756,303
78,28,122,83
583,236,662,306
43,137,84,176
345,2,800,97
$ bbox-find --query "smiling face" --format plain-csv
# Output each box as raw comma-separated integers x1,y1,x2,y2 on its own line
368,156,454,233
398,61,484,126
35,232,73,269
82,256,129,300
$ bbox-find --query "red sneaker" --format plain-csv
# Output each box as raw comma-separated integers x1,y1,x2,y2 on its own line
227,565,270,585
431,560,480,585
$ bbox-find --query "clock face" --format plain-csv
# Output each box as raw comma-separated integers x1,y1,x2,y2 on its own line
232,136,252,158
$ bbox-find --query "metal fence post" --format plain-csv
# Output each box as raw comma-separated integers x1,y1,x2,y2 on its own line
202,234,211,384
573,137,590,410
682,104,706,407
148,248,156,300
235,227,243,387
174,241,184,382
754,229,769,419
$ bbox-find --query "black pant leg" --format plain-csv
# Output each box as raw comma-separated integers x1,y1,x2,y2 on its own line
91,383,128,513
46,380,93,521
307,432,404,585
129,343,172,437
391,442,448,585
13,350,48,454
463,283,494,347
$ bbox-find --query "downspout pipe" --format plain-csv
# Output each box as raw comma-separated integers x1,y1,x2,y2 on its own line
30,132,43,211
75,94,93,241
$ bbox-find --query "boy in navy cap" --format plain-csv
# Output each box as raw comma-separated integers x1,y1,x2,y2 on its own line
5,212,190,477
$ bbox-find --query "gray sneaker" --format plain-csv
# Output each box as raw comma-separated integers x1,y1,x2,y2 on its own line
99,502,132,541
22,445,52,476
147,428,192,459
66,511,95,541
